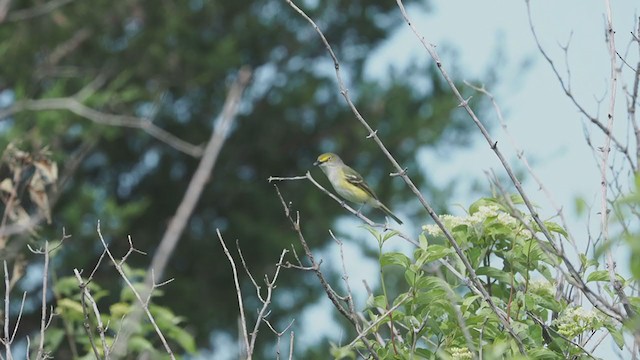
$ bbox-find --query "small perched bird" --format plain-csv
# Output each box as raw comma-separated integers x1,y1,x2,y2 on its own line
314,152,403,225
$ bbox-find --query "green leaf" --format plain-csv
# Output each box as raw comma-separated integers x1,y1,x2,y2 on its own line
362,225,382,243
423,244,454,263
128,335,155,352
419,232,428,248
527,347,564,359
414,348,433,357
544,221,568,237
367,295,388,310
330,343,356,359
605,324,625,349
56,298,85,318
54,276,85,297
404,267,419,287
110,302,131,318
381,230,400,243
525,293,562,312
587,270,624,283
380,252,410,268
168,326,197,353
475,266,513,283
469,197,501,214
42,328,65,354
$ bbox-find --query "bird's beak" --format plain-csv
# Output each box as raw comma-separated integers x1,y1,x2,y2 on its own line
313,160,320,166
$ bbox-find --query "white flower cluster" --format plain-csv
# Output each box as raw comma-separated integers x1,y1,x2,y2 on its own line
448,346,473,359
552,306,604,338
422,205,532,238
528,279,555,298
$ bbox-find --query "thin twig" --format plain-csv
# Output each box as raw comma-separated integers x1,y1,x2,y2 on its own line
112,66,251,357
269,173,418,247
74,269,107,359
217,230,250,358
247,249,288,356
95,222,176,359
2,261,12,360
524,0,634,171
464,81,578,251
36,242,50,360
274,185,380,359
347,294,410,348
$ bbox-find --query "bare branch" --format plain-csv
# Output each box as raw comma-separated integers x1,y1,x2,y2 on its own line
36,242,50,360
6,0,75,22
2,261,13,360
524,0,635,170
274,185,380,359
146,66,252,285
0,97,204,157
347,294,410,349
269,172,418,247
464,81,578,251
74,268,106,360
600,0,634,320
94,222,176,359
217,231,250,357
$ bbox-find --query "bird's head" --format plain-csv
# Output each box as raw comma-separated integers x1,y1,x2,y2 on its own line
313,152,343,167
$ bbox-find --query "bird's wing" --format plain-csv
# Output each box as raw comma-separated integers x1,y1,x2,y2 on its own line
343,166,379,200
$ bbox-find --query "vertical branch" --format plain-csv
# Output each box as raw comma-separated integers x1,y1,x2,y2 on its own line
95,222,176,360
147,66,252,284
2,261,12,360
601,0,633,319
35,242,49,360
113,67,251,357
74,268,109,359
217,231,250,358
247,250,287,356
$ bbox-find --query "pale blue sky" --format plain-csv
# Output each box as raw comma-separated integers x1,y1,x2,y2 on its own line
370,0,639,225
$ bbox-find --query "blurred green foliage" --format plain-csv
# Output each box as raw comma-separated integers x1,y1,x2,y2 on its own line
52,265,195,359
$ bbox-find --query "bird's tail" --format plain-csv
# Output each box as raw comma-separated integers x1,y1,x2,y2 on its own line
379,203,403,225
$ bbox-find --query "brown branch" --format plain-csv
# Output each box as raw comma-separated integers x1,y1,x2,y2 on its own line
6,0,75,22
601,0,634,321
95,222,176,360
0,97,204,157
74,268,106,360
2,261,13,359
110,67,251,357
145,66,251,285
273,185,380,360
269,172,418,246
217,231,250,357
0,0,10,23
36,242,51,360
46,28,93,67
